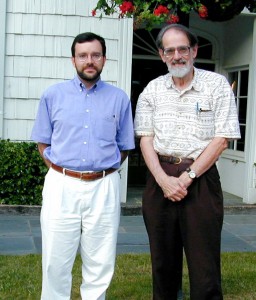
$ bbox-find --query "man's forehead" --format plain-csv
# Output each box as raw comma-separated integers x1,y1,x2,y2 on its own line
163,28,187,39
162,29,189,45
75,40,102,51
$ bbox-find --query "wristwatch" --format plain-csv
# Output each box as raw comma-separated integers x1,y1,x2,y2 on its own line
186,167,197,179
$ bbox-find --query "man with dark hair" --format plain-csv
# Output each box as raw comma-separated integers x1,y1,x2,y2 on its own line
135,24,240,300
31,32,134,300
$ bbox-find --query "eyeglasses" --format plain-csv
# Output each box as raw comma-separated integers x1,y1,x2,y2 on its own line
163,46,191,59
75,53,103,62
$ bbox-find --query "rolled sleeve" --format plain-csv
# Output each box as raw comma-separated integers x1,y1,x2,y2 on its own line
213,76,241,140
134,92,155,137
117,99,135,150
31,92,53,144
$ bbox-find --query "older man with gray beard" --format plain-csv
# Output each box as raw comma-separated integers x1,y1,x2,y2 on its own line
134,24,240,300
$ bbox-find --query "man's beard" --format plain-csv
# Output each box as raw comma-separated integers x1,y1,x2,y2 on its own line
167,59,192,78
77,68,102,82
76,63,102,82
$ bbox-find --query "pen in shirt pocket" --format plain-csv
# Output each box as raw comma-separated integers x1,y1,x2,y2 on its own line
196,102,211,114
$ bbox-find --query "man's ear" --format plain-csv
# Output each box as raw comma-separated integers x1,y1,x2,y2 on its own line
71,57,75,67
159,49,166,63
191,45,198,59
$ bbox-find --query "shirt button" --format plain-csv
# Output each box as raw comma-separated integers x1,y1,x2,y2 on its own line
85,125,88,128
84,141,87,144
86,109,89,113
82,159,85,162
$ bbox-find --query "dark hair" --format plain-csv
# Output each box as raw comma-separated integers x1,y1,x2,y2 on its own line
156,24,198,50
71,32,106,57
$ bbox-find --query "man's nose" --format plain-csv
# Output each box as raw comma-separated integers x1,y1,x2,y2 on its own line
173,49,182,60
86,55,94,63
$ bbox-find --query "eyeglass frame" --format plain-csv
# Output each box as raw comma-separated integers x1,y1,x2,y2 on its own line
163,46,191,59
75,53,104,63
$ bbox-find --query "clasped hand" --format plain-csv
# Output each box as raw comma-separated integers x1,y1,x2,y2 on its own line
160,173,191,202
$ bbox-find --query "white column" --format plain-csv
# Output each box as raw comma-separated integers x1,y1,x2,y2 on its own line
243,17,256,204
117,18,134,203
0,0,7,139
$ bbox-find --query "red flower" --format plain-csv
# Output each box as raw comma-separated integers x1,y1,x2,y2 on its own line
167,14,179,24
119,1,135,15
198,5,208,19
91,9,97,16
154,5,169,16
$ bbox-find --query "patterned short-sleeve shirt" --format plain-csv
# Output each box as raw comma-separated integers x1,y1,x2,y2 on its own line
134,68,241,159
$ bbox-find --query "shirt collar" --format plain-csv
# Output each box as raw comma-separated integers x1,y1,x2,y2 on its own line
191,68,203,92
74,75,102,92
164,67,203,92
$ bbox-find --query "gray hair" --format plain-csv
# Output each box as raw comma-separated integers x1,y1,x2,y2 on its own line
156,24,198,50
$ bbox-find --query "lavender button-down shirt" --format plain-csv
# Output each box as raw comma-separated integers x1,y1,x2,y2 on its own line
31,76,135,171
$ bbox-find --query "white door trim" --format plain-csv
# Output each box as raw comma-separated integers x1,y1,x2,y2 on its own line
117,18,133,203
243,18,256,204
0,0,7,138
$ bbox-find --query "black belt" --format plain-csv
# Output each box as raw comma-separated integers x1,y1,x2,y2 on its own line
51,163,116,181
158,155,194,164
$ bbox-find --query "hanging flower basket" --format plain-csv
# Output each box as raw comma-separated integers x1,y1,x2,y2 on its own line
198,0,248,22
92,0,256,30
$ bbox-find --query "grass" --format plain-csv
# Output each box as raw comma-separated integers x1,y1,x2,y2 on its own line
0,253,256,299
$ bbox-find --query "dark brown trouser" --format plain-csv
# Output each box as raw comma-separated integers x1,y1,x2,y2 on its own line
143,162,223,300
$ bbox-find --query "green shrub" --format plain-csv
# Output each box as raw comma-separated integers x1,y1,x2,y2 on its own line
0,140,47,205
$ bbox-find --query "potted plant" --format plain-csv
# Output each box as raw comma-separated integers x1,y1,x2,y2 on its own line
92,0,256,30
198,0,249,22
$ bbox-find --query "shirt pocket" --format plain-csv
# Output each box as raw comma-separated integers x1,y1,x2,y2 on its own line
194,108,215,140
94,115,117,142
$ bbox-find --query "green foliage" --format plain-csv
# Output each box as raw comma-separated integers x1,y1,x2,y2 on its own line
0,253,255,299
0,140,47,205
247,0,256,13
92,0,256,30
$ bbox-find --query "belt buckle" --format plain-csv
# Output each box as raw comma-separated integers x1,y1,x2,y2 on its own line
174,157,182,164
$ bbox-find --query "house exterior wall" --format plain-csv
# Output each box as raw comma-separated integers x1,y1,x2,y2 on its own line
2,0,133,203
3,0,133,141
190,12,224,70
0,0,7,139
222,15,253,67
1,1,256,203
219,15,256,203
190,12,256,203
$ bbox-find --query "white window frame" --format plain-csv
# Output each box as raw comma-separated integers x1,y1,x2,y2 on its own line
222,66,249,162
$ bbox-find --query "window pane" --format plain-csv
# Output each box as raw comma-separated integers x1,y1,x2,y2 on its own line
197,37,213,59
133,30,213,60
133,29,159,55
240,70,249,96
229,72,238,95
228,140,234,150
237,125,245,151
238,97,247,124
194,62,215,71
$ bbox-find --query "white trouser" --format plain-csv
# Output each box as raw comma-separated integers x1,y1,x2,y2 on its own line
40,168,121,300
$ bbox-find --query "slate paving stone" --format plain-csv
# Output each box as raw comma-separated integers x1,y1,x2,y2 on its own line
0,236,36,254
1,191,256,255
221,229,256,252
0,220,30,236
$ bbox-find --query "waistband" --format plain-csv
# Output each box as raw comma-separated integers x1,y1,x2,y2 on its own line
51,163,116,181
158,155,194,165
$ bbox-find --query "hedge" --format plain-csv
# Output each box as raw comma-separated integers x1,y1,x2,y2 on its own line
0,140,48,205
